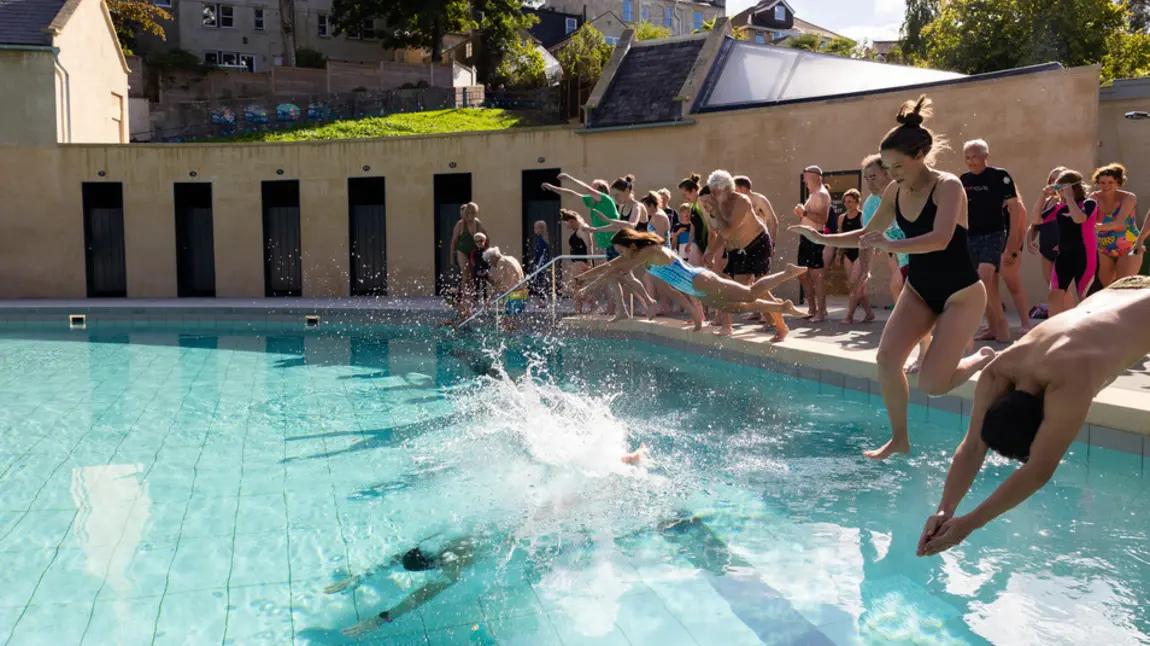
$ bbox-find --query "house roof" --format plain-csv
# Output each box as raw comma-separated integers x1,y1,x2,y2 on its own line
525,7,583,49
547,10,626,51
791,17,843,41
589,35,707,128
0,0,70,46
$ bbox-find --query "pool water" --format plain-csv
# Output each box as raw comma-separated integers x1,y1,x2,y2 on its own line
0,327,1147,646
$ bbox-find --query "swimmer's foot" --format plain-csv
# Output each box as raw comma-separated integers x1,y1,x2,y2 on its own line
862,311,876,323
780,300,804,318
839,316,856,326
809,312,827,323
714,326,734,337
785,263,808,279
621,443,649,465
905,359,922,375
607,312,629,324
770,326,789,343
864,437,910,461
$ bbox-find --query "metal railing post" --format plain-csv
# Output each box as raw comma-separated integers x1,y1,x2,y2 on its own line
454,254,603,329
550,261,557,320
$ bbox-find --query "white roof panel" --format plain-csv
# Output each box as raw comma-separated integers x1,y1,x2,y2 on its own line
702,40,966,109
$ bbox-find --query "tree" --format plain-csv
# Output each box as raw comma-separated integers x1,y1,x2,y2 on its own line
921,0,1129,79
107,0,171,53
1130,0,1150,33
295,47,328,69
471,0,539,83
823,36,860,58
495,38,547,87
329,0,474,64
634,21,671,41
693,17,749,40
556,24,613,85
782,33,820,51
899,0,939,64
1102,29,1150,82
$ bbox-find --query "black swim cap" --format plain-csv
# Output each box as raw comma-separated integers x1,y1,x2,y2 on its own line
402,548,437,572
981,390,1044,463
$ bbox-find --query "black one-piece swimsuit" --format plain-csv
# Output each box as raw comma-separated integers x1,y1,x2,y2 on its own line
895,184,980,315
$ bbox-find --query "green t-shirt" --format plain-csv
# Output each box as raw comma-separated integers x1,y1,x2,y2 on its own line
582,193,619,251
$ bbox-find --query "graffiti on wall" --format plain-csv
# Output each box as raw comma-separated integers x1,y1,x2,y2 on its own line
210,107,236,125
244,104,270,124
276,104,301,122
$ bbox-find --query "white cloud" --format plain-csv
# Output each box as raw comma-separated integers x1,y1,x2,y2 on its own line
839,21,901,43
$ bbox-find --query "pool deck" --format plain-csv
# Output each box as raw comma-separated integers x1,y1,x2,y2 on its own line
563,298,1150,448
1,296,1147,449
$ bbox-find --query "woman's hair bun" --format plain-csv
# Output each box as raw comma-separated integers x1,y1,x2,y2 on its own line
690,173,701,182
625,174,635,183
896,94,932,128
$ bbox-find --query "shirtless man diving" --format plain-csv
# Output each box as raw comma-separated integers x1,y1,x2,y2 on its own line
793,165,831,322
918,275,1150,556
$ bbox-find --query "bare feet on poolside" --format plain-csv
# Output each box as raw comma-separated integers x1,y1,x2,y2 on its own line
621,443,648,465
862,312,876,323
770,327,788,343
714,326,734,337
864,437,910,461
839,316,856,326
780,300,805,318
905,359,922,374
1018,324,1033,335
809,312,827,323
608,312,629,324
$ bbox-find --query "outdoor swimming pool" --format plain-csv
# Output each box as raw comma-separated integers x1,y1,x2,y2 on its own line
0,324,1146,646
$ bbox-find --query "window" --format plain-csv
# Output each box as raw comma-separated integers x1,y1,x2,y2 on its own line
622,0,633,22
606,36,619,45
204,51,219,64
253,8,264,31
565,16,577,33
201,3,233,28
774,4,785,21
221,52,238,65
154,0,171,8
465,42,472,58
641,4,648,22
664,6,672,28
317,14,329,36
362,20,375,39
205,51,254,70
693,11,702,31
755,33,764,43
239,54,254,71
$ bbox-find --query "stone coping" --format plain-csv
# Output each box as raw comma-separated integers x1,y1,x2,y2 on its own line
560,316,1150,458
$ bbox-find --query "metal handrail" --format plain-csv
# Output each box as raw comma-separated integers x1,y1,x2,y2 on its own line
456,254,605,328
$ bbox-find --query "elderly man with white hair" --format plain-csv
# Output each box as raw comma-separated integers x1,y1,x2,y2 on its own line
960,139,1028,342
478,246,527,330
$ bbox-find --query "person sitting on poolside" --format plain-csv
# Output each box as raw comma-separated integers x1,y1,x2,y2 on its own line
572,229,807,330
918,275,1150,556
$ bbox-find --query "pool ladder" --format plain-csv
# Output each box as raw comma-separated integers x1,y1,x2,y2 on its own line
455,254,605,329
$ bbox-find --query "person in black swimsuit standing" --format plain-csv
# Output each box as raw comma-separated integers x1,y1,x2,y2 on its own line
792,95,996,461
837,189,874,325
561,209,592,314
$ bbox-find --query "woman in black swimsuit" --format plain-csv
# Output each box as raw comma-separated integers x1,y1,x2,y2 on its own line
1026,166,1066,295
837,189,873,325
792,95,996,461
561,209,592,314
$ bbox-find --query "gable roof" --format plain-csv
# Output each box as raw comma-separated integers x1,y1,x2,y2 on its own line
0,0,69,46
751,0,794,15
547,10,626,51
525,7,583,49
588,35,707,128
792,17,843,41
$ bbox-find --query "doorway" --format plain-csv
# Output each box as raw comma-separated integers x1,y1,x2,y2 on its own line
261,180,302,297
82,182,127,298
521,168,562,265
433,173,473,296
348,177,387,296
174,183,216,297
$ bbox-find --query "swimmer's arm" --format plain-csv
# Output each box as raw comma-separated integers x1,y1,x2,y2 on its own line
1064,199,1091,225
757,194,779,242
1029,193,1051,226
1005,197,1026,247
543,183,586,200
794,184,895,248
560,174,604,200
885,176,965,254
933,369,1011,517
583,220,632,234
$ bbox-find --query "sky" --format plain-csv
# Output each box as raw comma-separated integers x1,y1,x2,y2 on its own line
724,0,907,43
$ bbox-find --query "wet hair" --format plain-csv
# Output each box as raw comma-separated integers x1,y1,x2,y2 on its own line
861,153,883,170
560,208,586,227
698,185,711,196
678,173,702,193
981,390,1045,463
611,228,666,249
1092,163,1127,187
1047,166,1068,185
733,176,752,190
1055,170,1088,203
462,202,479,217
591,179,610,193
402,548,439,572
482,247,501,263
879,95,948,165
611,174,635,192
640,190,662,209
843,188,862,204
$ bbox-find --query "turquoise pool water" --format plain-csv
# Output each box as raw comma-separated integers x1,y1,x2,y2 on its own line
0,326,1147,646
